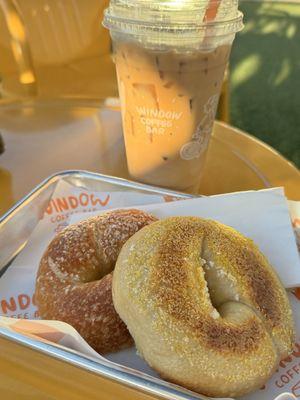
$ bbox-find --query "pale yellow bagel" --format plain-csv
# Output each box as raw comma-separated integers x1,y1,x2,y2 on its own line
113,217,295,398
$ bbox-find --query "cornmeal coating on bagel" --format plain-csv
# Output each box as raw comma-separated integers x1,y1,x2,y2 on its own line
35,209,157,354
113,217,295,398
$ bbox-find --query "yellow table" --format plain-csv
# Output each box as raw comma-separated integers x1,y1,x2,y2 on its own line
0,102,299,398
0,102,299,217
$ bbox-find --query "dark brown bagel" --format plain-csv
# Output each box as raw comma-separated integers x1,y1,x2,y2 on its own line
35,209,157,353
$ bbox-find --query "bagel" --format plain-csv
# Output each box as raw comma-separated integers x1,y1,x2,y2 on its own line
35,209,157,354
113,216,295,398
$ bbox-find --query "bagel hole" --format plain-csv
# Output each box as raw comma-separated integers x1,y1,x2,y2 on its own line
201,256,275,335
201,252,240,316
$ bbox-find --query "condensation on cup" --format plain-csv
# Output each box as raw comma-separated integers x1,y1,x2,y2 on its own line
104,0,243,193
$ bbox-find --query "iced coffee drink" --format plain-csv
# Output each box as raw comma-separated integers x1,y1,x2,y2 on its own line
104,0,243,192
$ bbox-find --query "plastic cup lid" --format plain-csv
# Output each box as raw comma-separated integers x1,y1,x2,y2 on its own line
103,0,244,38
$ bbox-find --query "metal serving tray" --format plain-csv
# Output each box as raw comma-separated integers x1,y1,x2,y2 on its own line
0,170,214,400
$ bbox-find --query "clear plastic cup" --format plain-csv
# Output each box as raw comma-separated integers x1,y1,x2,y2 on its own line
103,0,243,192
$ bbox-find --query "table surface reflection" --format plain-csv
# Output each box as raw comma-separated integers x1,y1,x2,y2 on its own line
0,101,299,216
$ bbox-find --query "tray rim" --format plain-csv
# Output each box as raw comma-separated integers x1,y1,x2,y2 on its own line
0,169,195,225
0,327,205,400
0,170,209,400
